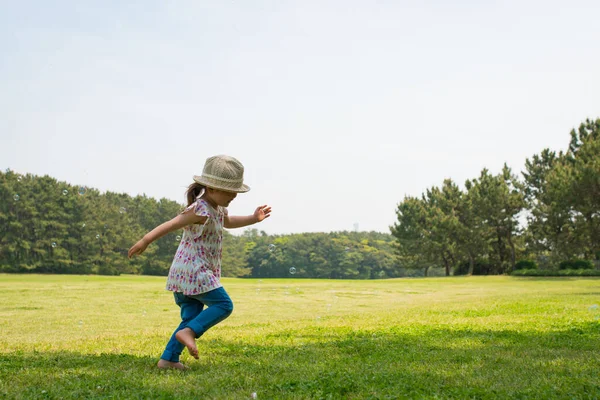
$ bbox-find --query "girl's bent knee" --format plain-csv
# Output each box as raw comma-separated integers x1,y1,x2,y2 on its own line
222,299,234,315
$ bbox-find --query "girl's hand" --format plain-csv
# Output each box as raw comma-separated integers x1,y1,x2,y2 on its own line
254,205,272,222
128,238,149,258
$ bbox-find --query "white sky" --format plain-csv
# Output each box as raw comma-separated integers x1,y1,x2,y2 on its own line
1,1,599,235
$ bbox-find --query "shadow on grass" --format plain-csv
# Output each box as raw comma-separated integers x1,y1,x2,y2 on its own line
1,322,599,399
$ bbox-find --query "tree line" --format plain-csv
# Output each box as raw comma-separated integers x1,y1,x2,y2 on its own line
2,118,598,277
391,118,600,275
0,172,403,278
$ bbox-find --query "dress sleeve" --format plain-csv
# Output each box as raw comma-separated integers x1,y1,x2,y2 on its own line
182,200,211,218
193,200,211,217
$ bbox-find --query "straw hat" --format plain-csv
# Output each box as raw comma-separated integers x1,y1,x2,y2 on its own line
193,155,250,193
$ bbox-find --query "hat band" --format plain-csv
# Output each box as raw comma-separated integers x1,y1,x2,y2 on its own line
202,173,243,184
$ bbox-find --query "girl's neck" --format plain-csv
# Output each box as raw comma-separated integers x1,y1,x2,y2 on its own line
200,194,218,210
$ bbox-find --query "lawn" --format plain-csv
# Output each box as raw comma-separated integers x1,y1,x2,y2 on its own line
0,274,599,399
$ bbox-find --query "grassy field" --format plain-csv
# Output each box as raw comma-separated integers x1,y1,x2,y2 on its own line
0,274,599,399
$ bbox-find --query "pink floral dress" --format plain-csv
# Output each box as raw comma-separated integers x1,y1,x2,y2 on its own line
165,199,227,295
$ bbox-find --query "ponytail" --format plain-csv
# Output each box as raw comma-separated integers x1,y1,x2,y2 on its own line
186,182,206,206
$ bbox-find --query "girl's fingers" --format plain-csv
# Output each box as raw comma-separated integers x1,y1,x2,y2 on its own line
128,244,143,258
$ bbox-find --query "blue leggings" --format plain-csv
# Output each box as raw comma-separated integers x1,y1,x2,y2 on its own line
160,287,233,362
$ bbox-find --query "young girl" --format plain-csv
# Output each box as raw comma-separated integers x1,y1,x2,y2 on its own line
128,154,271,370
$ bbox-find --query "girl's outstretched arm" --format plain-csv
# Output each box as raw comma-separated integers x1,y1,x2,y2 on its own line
224,205,271,229
128,210,207,258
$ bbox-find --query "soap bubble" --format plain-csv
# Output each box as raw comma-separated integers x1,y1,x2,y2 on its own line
78,186,87,195
62,189,68,196
96,234,101,239
13,194,19,201
176,235,181,241
268,244,276,252
51,242,57,248
119,207,127,214
289,267,296,275
589,304,599,320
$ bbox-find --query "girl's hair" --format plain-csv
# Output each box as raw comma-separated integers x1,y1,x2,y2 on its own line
186,182,206,206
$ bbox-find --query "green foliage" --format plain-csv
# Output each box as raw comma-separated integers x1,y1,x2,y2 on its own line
453,261,500,276
243,230,399,279
512,268,600,276
0,171,183,276
513,260,538,270
393,117,600,275
558,259,594,270
523,118,600,262
0,172,400,278
392,168,525,276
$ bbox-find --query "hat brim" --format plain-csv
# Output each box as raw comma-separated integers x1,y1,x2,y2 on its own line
193,176,250,193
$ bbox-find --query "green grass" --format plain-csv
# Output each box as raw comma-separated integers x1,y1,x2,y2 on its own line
1,274,599,399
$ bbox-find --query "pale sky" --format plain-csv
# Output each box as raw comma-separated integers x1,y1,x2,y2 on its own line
1,1,599,235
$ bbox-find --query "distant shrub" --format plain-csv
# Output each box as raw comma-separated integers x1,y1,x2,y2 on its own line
559,260,594,270
141,261,169,276
558,261,571,270
454,261,501,276
0,264,19,273
512,269,600,277
514,260,537,270
34,262,93,274
97,265,120,276
511,269,547,276
573,260,594,269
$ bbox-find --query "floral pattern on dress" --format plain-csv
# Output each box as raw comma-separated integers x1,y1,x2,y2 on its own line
165,199,227,295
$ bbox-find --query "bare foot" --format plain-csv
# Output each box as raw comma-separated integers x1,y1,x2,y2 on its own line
175,328,199,359
157,359,188,370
